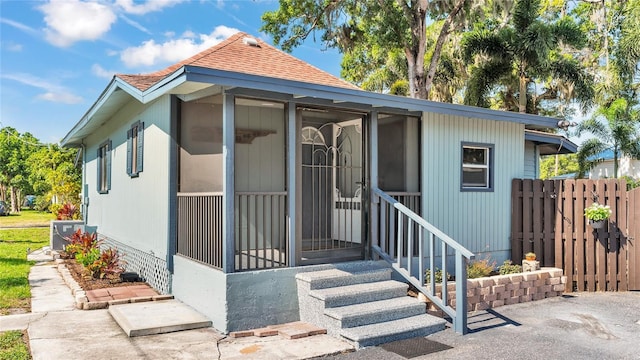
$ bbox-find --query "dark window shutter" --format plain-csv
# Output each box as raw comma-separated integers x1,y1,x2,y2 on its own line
97,147,102,193
126,128,133,176
136,122,144,173
106,140,112,190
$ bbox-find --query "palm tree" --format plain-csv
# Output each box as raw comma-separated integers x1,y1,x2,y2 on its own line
461,0,593,114
575,97,640,178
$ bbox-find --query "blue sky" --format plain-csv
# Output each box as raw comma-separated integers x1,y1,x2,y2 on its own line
0,0,343,143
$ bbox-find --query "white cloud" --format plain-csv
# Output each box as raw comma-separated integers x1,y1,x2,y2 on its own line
1,41,23,52
115,0,185,15
216,0,225,9
120,14,151,34
0,17,39,35
120,25,239,68
91,64,118,79
39,0,117,47
1,72,83,104
37,92,83,104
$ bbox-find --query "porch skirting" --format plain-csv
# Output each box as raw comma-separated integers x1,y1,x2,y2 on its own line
99,235,172,294
172,255,344,333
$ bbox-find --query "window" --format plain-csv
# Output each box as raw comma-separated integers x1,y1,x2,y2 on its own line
461,143,493,191
97,140,112,194
127,121,144,177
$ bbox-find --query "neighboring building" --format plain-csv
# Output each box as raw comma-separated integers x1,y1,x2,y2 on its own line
588,149,640,180
61,33,568,334
523,129,577,179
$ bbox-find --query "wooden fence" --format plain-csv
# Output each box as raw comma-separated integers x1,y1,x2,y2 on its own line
511,179,640,292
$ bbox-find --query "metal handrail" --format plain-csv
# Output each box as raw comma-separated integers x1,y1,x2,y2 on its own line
372,187,475,334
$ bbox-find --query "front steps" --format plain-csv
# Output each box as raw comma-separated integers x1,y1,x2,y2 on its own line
296,261,446,348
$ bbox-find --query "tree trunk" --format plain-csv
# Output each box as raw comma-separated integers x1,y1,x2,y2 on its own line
425,0,467,98
399,0,428,99
519,68,528,113
10,186,19,213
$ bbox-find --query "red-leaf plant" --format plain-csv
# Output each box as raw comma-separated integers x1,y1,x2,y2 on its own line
57,203,78,220
87,248,125,279
64,229,101,258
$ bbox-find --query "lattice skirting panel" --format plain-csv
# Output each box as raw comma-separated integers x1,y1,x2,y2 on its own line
99,235,171,294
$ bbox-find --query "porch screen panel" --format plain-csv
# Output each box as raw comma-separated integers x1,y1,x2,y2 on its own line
376,115,421,256
176,98,224,268
234,100,287,270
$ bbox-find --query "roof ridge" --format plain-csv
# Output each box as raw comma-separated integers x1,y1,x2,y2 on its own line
180,32,245,68
116,32,359,92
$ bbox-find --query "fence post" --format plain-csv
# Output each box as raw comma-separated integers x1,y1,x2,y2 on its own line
454,252,468,334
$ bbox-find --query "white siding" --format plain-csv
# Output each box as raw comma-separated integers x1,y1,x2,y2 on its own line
590,157,640,179
84,96,172,259
422,112,525,263
523,141,538,179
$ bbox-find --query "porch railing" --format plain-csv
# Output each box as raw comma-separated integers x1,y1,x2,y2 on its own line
176,192,287,271
235,192,287,271
177,192,224,269
372,188,475,334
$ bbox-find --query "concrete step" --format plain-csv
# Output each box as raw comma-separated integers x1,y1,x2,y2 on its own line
108,299,211,337
339,314,446,349
296,266,392,290
324,296,426,328
309,280,408,308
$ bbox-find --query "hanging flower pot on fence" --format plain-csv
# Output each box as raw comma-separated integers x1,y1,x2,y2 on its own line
589,219,605,229
584,203,611,230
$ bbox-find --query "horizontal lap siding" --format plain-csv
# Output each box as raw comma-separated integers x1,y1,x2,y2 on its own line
422,112,524,263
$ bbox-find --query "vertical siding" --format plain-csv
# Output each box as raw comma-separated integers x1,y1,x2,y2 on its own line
84,96,172,259
422,112,525,262
523,141,537,179
234,105,286,192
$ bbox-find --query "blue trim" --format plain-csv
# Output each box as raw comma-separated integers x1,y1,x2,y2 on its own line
62,65,563,146
126,120,144,177
524,131,577,153
166,96,179,276
460,142,494,192
97,139,111,194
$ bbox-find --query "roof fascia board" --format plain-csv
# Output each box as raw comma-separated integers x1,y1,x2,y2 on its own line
141,69,187,102
61,79,126,146
184,66,559,128
225,87,422,117
525,131,578,153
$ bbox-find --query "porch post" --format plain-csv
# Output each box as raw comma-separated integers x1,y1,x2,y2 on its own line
287,102,300,267
222,92,235,273
370,111,379,259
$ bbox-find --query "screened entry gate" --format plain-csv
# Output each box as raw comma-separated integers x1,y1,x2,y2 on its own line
300,114,364,264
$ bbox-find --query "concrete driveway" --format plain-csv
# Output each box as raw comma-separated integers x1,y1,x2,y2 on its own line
316,292,640,360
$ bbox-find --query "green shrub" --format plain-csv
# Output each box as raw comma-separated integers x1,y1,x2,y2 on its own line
76,247,101,268
467,258,496,279
499,260,522,275
424,268,452,284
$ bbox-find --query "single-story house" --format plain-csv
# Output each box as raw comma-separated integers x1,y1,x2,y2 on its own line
588,149,640,180
61,32,569,334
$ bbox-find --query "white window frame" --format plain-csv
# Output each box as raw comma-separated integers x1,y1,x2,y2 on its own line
461,142,494,192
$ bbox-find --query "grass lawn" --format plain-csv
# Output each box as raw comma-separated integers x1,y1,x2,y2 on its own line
0,210,55,228
0,227,49,314
0,330,30,360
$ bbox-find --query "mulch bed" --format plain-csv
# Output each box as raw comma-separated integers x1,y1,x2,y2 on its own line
64,259,148,291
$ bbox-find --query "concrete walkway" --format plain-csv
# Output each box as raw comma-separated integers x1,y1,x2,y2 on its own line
0,249,353,360
318,292,640,360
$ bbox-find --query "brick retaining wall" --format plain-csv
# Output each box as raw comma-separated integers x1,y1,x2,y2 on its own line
428,268,566,312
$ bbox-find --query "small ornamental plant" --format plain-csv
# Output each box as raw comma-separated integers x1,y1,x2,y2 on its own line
584,202,612,221
525,252,536,261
